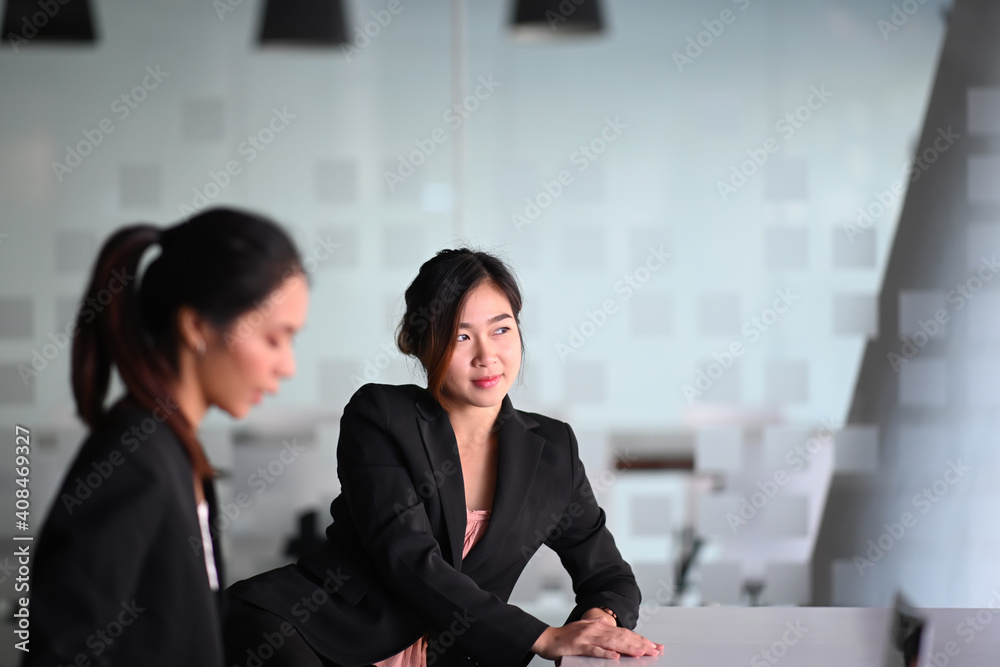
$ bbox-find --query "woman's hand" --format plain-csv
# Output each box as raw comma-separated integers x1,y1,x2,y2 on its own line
531,619,664,660
580,607,618,627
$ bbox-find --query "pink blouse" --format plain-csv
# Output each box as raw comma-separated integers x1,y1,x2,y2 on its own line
375,509,492,667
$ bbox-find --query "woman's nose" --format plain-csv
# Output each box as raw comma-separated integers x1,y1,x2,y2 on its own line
278,350,297,378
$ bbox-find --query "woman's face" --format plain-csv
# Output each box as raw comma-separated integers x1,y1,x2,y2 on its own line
440,281,521,411
199,273,309,418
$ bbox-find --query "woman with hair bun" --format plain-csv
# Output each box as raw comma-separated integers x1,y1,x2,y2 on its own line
224,248,661,666
25,207,309,667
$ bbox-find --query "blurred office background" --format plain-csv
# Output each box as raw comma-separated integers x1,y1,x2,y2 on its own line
4,0,999,662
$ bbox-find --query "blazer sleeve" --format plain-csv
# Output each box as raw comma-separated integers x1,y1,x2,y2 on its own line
336,385,549,667
544,423,642,629
28,437,167,666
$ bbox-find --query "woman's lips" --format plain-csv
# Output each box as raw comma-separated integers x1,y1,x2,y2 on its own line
472,374,501,389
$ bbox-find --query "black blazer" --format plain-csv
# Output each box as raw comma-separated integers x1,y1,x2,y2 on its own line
227,383,640,667
24,402,225,667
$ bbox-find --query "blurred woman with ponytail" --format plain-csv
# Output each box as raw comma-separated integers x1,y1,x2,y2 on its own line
24,207,309,667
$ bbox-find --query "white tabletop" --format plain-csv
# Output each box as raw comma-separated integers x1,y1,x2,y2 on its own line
562,607,1000,667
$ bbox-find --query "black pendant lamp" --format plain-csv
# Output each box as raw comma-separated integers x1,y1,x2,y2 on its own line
509,0,604,41
2,0,96,46
258,0,348,47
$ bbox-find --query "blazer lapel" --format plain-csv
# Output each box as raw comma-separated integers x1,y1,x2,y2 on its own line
462,395,545,570
415,393,466,568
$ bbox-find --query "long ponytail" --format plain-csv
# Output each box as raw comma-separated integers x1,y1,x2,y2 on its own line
71,208,304,482
71,224,213,480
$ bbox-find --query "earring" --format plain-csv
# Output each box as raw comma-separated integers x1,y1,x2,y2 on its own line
196,341,206,357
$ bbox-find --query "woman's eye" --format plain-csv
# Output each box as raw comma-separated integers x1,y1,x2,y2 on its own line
494,326,510,335
457,333,469,341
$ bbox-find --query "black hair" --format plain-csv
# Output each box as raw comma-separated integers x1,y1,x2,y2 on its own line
72,207,305,479
396,248,523,403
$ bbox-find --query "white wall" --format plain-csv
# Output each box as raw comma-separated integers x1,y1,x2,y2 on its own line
0,0,950,630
